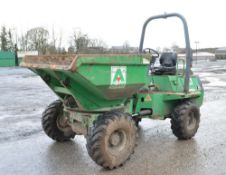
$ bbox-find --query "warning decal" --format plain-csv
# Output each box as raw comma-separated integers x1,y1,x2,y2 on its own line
111,66,127,86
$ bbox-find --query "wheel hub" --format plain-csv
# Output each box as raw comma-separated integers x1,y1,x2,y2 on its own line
57,115,68,129
109,130,126,149
56,115,75,136
110,132,121,146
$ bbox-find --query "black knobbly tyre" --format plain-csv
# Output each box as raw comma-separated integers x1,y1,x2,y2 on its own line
86,111,137,169
42,100,75,142
171,101,200,140
133,117,142,128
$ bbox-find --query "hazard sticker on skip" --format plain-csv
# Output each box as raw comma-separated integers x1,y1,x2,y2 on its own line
110,66,127,87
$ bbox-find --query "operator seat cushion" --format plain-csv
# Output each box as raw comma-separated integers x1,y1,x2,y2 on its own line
152,52,177,75
160,52,177,67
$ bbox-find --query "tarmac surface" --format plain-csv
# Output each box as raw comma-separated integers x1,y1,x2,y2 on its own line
1,60,226,175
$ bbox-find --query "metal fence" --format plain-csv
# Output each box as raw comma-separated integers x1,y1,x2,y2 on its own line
0,51,17,67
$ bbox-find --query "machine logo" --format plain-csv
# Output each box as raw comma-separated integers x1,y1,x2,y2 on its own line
111,66,127,86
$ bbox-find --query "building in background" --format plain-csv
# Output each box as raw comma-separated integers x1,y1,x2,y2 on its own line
110,46,138,54
215,47,226,59
178,52,215,62
18,51,38,61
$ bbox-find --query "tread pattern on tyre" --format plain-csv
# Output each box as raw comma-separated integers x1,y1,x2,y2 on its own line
171,101,200,140
86,111,137,169
42,100,73,142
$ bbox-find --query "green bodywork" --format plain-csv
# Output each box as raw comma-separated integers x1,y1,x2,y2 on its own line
21,54,204,129
135,75,203,119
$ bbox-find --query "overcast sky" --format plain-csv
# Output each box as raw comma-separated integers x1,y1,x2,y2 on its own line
0,0,225,49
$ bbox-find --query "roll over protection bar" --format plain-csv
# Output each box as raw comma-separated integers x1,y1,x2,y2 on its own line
139,13,192,93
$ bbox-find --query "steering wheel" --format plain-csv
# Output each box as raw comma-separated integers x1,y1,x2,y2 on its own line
143,48,159,59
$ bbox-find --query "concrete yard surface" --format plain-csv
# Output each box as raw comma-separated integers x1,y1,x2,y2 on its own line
1,60,226,175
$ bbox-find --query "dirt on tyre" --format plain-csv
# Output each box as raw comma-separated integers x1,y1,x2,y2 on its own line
86,111,137,169
171,101,200,140
42,100,75,142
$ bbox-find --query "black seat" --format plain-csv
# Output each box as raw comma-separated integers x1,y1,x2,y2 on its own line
151,52,177,75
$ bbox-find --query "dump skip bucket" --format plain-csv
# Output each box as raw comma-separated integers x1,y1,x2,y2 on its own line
21,54,149,110
21,55,77,71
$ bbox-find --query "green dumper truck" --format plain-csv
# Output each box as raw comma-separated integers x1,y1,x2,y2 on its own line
21,13,204,169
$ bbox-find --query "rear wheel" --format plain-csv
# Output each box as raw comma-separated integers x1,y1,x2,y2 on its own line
86,111,137,169
171,101,200,140
42,100,75,142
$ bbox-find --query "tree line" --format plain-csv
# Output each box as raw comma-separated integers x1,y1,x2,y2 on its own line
4,26,212,55
0,26,108,55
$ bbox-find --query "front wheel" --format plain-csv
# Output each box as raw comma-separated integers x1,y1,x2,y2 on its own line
171,101,200,140
42,100,75,142
86,111,137,169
